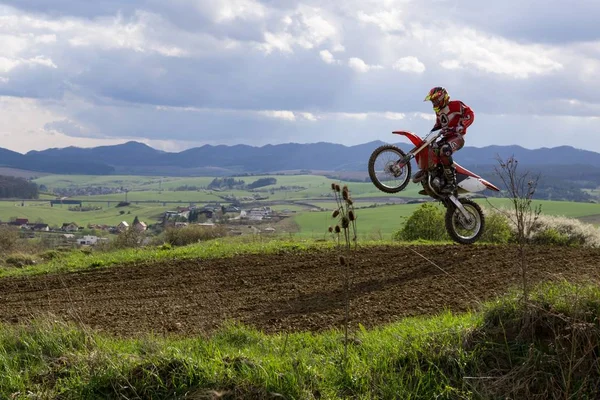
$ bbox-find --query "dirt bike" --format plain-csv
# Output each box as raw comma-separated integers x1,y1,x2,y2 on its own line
368,129,500,244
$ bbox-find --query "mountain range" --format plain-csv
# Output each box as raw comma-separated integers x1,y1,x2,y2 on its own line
2,141,600,176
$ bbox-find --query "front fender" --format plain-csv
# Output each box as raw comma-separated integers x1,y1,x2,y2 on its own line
392,131,424,147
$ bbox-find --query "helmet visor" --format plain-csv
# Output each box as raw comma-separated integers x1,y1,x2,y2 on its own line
431,94,445,108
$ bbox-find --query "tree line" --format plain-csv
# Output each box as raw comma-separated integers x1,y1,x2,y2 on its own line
0,175,39,199
207,177,277,190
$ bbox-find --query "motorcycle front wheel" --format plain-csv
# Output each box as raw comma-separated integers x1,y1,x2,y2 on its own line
368,145,411,193
445,198,485,244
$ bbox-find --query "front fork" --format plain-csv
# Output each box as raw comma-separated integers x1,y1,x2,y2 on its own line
396,133,440,170
395,153,414,169
447,195,473,222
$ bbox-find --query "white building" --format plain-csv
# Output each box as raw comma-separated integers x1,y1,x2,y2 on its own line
78,235,99,245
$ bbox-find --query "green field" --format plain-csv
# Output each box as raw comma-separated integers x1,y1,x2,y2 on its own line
33,174,423,201
294,197,600,239
0,201,170,227
68,190,223,203
294,203,425,239
483,198,600,218
0,174,591,231
34,175,171,190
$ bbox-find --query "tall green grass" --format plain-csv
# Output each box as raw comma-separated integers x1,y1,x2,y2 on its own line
3,282,600,399
0,310,480,399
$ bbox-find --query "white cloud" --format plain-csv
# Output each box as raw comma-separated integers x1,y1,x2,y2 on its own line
335,112,369,120
413,112,436,121
259,110,296,121
260,32,295,53
0,10,190,58
0,1,598,152
436,28,563,78
0,56,57,74
258,110,318,122
66,12,188,57
383,112,406,120
0,96,127,152
319,49,338,64
348,57,383,73
211,0,267,23
299,112,318,121
357,9,404,33
258,6,341,54
392,56,425,73
439,59,462,70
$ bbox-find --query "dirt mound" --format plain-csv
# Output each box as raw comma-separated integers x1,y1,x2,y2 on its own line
0,245,598,337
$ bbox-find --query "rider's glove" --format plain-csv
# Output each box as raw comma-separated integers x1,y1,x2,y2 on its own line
455,124,464,134
440,128,452,137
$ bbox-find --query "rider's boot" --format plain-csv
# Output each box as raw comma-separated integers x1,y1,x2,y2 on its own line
412,169,427,183
440,165,457,195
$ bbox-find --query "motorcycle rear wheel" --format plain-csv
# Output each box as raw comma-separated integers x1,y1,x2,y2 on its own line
445,198,485,244
368,145,411,193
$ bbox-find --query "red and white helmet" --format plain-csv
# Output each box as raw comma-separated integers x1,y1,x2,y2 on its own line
424,86,450,112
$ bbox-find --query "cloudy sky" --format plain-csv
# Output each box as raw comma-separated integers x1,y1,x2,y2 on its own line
0,0,599,154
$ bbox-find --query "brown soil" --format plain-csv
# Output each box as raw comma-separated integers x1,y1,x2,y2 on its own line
0,245,599,337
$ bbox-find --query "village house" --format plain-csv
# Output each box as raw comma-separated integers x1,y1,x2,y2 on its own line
117,221,129,232
241,206,273,221
61,222,79,232
32,224,50,232
78,235,99,246
133,220,148,232
87,224,112,231
10,218,29,227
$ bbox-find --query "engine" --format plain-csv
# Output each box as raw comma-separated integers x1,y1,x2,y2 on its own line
429,167,446,192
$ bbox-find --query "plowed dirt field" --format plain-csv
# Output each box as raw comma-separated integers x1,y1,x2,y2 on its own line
0,245,599,337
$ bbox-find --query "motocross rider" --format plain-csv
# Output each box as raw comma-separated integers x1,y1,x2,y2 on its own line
413,86,474,195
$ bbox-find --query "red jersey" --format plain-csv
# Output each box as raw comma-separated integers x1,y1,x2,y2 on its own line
432,100,474,134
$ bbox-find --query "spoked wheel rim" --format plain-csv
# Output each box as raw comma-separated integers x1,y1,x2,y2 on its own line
371,148,409,191
451,204,482,241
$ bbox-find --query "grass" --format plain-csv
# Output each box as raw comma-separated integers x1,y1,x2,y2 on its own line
2,281,600,399
33,175,184,190
67,190,223,203
0,201,170,227
0,236,456,279
0,237,336,278
483,197,600,218
6,173,600,235
294,203,425,240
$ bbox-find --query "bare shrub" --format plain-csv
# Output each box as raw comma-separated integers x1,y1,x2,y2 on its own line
5,253,37,268
493,155,541,301
108,228,146,250
483,208,600,248
328,183,357,362
529,214,600,248
0,226,19,254
162,225,227,246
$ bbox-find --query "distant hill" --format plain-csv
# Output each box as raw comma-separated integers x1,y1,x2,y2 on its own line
1,140,600,176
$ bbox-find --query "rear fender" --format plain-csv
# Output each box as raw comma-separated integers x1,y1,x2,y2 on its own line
456,175,501,193
455,163,500,192
480,179,500,192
